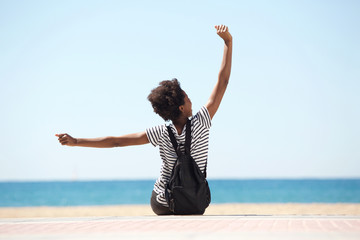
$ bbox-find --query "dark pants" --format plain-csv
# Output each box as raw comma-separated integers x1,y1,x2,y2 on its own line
150,191,173,215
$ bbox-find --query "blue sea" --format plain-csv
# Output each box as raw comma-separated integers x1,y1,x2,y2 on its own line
0,179,359,207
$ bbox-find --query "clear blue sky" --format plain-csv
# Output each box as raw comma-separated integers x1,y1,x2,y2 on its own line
1,0,359,181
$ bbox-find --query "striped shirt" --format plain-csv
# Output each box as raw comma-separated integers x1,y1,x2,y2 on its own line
146,106,212,206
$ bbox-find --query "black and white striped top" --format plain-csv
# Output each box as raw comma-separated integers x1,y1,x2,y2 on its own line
146,106,212,206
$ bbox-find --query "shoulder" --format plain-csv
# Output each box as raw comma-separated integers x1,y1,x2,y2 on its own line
145,124,167,147
192,106,212,129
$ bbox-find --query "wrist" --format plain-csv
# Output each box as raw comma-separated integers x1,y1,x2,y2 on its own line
224,39,233,45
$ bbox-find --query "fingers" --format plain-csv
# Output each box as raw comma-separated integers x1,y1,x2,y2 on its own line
59,136,68,145
56,133,67,139
56,133,70,145
215,25,229,33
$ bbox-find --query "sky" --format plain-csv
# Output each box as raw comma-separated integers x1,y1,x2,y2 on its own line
0,0,359,181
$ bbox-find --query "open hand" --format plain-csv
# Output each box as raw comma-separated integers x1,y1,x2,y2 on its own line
215,25,232,43
55,133,77,146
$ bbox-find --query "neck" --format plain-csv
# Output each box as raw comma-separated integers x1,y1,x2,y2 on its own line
172,116,188,135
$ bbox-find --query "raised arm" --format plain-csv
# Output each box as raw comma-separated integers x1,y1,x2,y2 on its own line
206,25,233,119
55,132,149,148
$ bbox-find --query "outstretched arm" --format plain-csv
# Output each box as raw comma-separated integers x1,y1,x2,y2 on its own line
206,25,233,119
55,132,149,148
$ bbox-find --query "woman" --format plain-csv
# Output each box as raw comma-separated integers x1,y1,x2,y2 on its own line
56,24,233,215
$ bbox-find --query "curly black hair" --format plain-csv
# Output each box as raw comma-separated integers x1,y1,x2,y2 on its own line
147,78,185,121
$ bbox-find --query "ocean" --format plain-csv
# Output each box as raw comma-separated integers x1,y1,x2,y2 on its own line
0,179,359,207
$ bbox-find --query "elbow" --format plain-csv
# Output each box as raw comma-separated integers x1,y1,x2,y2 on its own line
109,137,121,148
219,75,230,86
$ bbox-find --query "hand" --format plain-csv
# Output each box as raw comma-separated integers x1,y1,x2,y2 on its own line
55,133,77,146
215,25,232,43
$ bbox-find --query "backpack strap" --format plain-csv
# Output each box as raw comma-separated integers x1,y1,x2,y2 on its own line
184,119,207,178
167,119,191,157
167,126,181,157
184,119,191,155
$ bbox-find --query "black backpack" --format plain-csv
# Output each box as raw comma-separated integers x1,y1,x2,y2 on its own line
165,119,211,215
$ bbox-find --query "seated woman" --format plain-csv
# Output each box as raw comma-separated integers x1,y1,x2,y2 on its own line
56,25,233,215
